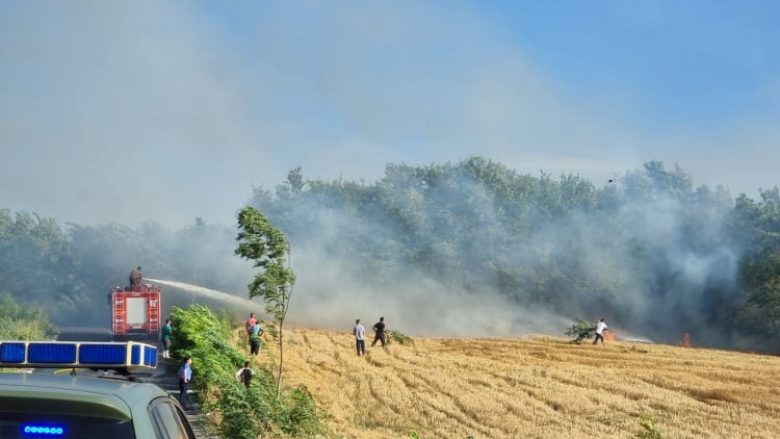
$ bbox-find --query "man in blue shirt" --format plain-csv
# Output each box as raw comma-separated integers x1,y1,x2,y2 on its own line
178,356,193,409
249,322,264,355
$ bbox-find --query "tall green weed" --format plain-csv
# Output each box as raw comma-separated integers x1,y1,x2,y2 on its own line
170,305,329,438
636,415,662,439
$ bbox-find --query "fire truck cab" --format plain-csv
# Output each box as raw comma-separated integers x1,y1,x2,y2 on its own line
111,285,161,340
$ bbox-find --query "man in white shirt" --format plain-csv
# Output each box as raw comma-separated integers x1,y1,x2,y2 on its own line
593,318,608,344
353,319,366,356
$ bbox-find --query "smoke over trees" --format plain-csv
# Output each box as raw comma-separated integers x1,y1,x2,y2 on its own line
249,158,778,350
1,157,780,351
0,209,252,326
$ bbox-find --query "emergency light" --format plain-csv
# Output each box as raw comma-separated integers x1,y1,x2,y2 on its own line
0,341,157,370
22,424,66,437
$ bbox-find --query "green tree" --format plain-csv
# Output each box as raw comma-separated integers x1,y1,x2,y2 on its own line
733,188,780,346
235,206,295,397
0,292,55,340
565,319,596,343
0,210,85,319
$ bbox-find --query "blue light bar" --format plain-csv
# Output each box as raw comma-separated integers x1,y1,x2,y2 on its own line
22,424,65,436
28,343,77,364
131,344,141,366
0,342,26,363
144,345,157,367
0,341,157,371
79,344,126,365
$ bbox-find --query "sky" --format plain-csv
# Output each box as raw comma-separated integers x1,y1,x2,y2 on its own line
2,0,779,227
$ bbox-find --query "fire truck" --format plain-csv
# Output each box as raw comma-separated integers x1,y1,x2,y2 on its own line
110,284,162,340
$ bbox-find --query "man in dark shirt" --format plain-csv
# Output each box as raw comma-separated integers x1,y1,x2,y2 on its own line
235,361,253,389
371,316,386,347
129,266,142,288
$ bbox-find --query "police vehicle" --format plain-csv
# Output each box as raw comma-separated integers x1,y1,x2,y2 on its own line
0,340,196,439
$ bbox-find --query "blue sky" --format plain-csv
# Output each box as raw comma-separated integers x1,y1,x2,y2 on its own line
1,1,779,226
484,1,779,127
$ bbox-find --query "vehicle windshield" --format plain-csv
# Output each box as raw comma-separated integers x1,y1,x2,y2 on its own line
0,411,134,439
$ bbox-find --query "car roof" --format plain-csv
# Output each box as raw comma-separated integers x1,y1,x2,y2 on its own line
0,373,169,420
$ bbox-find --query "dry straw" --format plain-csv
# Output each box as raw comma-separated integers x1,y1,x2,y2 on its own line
257,328,780,439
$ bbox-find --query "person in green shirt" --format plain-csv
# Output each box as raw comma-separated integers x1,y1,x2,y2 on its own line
161,319,173,359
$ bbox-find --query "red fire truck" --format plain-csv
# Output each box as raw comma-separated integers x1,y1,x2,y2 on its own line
110,284,161,339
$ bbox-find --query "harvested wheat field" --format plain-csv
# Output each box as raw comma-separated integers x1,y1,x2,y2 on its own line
263,328,780,439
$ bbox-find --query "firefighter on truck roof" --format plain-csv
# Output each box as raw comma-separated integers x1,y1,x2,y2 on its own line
129,266,143,288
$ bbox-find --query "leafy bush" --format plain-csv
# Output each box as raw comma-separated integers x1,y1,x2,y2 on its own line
170,305,329,438
0,293,54,340
389,330,414,345
170,304,244,383
565,319,596,343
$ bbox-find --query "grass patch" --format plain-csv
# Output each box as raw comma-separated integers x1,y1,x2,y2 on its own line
636,415,662,439
389,330,414,345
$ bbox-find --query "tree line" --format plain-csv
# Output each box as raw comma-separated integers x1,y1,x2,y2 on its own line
0,209,250,327
249,157,780,350
2,157,780,350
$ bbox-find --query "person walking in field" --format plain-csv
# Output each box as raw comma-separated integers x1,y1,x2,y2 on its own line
235,360,254,389
371,316,386,348
353,319,366,356
161,319,173,359
249,321,264,355
593,318,608,344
